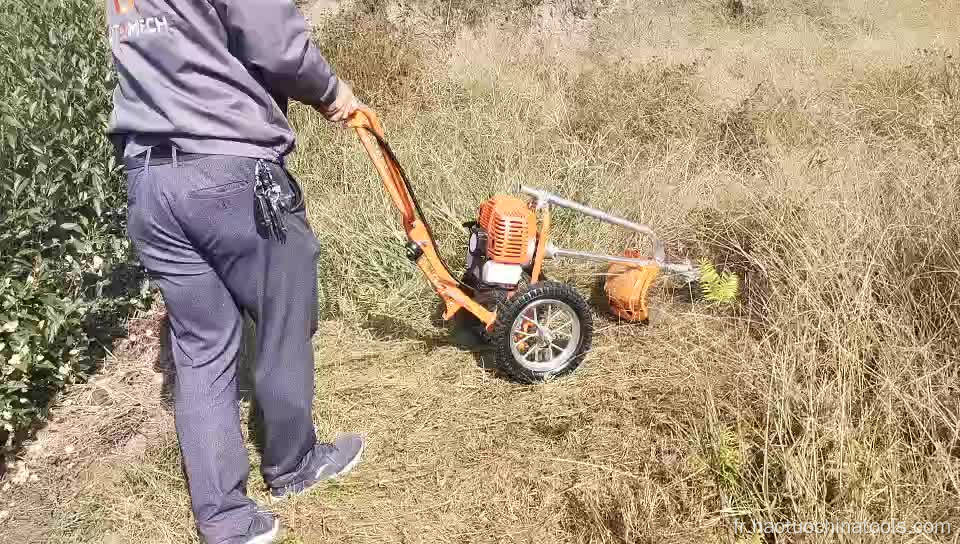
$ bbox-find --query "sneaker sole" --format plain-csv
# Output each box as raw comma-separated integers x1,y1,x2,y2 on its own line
327,439,364,479
269,440,365,504
244,518,280,544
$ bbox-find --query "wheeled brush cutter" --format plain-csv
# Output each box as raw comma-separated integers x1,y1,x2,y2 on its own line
347,109,704,383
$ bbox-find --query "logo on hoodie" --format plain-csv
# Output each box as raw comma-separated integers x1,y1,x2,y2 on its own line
107,0,173,46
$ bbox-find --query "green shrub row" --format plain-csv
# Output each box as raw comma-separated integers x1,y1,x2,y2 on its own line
0,0,152,451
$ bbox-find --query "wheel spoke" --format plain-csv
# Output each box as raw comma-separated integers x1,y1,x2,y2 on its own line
543,305,571,332
509,297,583,372
520,313,539,328
543,305,560,329
554,319,573,335
539,346,552,362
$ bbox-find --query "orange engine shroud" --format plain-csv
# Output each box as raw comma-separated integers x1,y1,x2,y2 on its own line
478,195,537,265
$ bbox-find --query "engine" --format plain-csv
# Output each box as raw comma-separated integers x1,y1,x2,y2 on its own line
464,195,537,291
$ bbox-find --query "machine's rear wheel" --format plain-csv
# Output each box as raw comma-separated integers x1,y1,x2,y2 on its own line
491,282,593,383
455,270,539,340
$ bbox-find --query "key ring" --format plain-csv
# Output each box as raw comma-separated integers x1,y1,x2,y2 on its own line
254,160,288,243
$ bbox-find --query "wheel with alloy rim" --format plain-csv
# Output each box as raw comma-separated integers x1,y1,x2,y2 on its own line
492,281,593,383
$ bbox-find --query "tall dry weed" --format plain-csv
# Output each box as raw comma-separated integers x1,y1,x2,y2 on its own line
291,2,960,536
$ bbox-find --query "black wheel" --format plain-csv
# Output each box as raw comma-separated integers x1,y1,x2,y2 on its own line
491,281,593,383
519,269,549,287
450,275,507,345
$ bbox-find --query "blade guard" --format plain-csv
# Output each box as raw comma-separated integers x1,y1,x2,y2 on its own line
604,249,660,322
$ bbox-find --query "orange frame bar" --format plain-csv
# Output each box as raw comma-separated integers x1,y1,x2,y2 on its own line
529,206,550,284
347,109,497,327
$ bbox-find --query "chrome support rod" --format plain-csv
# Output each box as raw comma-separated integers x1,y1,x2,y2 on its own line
548,246,699,277
521,185,666,262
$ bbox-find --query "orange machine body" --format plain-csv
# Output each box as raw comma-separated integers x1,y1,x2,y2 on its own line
604,249,661,322
347,108,661,329
478,196,537,265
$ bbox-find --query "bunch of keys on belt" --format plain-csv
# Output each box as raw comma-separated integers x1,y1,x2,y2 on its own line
254,159,293,243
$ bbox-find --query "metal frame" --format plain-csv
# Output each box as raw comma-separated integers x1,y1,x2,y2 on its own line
520,186,698,278
348,107,698,334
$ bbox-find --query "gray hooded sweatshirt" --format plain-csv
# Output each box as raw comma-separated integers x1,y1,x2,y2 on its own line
105,0,341,161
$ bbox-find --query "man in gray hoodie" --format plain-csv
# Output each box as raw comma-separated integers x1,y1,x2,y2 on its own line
105,1,365,542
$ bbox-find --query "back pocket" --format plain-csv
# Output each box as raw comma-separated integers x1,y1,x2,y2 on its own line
187,179,252,200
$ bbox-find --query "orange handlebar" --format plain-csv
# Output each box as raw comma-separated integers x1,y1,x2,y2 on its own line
345,107,497,327
347,108,415,228
346,106,385,138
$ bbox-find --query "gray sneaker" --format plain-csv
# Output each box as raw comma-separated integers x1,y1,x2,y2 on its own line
239,510,280,544
269,433,365,501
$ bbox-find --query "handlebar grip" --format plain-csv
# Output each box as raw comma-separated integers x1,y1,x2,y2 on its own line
347,107,384,138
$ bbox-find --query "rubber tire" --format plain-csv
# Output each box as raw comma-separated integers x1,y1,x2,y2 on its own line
491,281,593,384
457,269,536,337
453,270,552,344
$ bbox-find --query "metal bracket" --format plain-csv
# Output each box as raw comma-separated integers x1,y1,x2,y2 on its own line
520,185,667,260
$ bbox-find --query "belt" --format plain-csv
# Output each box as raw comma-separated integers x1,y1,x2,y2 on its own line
121,146,212,170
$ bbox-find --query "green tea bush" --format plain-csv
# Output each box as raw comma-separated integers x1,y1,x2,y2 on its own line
0,0,151,452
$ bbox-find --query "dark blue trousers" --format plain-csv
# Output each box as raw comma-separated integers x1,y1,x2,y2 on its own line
124,153,320,543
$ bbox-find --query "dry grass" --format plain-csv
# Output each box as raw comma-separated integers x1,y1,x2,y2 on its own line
4,0,960,542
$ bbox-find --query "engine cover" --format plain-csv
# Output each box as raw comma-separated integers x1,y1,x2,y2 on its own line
478,195,537,265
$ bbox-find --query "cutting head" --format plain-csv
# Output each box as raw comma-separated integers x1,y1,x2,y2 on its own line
604,249,661,322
